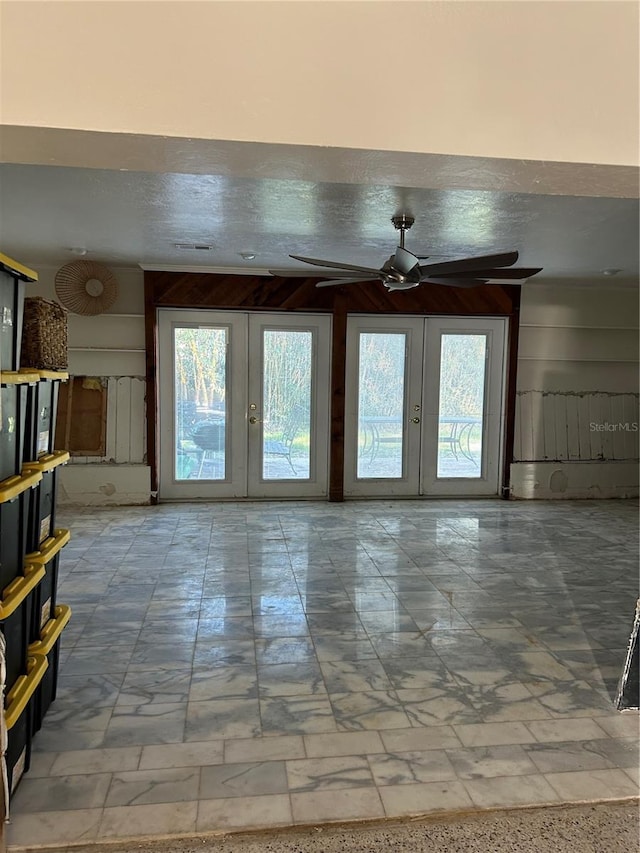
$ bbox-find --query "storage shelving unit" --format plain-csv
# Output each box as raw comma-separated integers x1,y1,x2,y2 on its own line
0,254,72,798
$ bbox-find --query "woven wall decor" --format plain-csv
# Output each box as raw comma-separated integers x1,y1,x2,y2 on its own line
55,261,118,315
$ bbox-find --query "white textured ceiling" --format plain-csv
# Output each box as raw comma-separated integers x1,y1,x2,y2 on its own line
0,130,638,286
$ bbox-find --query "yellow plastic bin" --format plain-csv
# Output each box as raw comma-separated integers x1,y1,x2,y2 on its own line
25,528,70,639
4,653,47,797
23,451,70,548
28,604,71,734
0,564,45,697
22,370,68,461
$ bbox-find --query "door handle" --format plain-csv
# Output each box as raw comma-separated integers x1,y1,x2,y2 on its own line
411,417,420,424
249,416,262,425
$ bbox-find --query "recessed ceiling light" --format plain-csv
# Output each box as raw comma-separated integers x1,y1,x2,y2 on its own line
601,268,622,276
69,247,87,256
239,252,256,260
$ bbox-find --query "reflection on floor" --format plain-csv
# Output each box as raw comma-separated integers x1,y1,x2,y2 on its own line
9,499,639,848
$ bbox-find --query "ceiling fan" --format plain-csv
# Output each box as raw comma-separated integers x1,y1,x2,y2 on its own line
269,214,542,291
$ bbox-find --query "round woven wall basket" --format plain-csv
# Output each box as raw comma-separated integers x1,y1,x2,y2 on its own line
55,261,119,315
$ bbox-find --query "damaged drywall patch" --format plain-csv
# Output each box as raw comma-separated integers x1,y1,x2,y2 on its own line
58,465,151,505
549,469,569,493
510,461,638,499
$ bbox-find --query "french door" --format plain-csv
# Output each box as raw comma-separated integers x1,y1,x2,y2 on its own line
158,310,331,500
344,316,507,497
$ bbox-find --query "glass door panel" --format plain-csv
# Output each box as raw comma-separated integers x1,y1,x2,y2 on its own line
344,317,423,497
357,332,406,479
437,333,487,479
158,309,248,500
262,329,312,480
174,326,228,482
247,314,331,498
422,317,506,496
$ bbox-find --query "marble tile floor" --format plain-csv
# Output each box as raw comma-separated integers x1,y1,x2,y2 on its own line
8,499,640,849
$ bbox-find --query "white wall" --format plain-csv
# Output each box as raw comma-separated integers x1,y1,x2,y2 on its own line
511,282,639,499
24,265,150,505
2,1,638,167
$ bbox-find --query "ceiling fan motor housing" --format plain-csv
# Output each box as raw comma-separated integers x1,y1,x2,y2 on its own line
391,214,414,231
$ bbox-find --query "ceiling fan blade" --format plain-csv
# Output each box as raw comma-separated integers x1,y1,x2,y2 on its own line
419,251,519,278
425,277,489,288
436,266,542,280
390,246,419,275
315,278,378,288
289,254,382,276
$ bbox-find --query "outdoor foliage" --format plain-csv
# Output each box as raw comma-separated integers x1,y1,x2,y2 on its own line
357,332,486,419
439,334,486,418
262,330,311,436
358,333,406,418
175,327,227,410
174,327,485,449
174,326,312,442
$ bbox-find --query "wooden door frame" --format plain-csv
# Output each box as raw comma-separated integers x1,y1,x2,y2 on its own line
144,271,521,502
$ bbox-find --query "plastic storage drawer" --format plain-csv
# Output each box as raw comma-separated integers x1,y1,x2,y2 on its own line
22,371,68,462
0,372,39,482
29,604,71,734
0,469,42,592
24,451,69,548
0,564,45,696
25,529,70,638
5,653,47,797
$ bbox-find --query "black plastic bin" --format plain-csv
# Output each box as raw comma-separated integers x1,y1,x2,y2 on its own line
0,469,42,592
24,451,69,548
5,653,47,797
0,372,39,482
29,604,71,734
0,265,26,372
22,370,68,462
26,528,70,639
0,563,45,696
